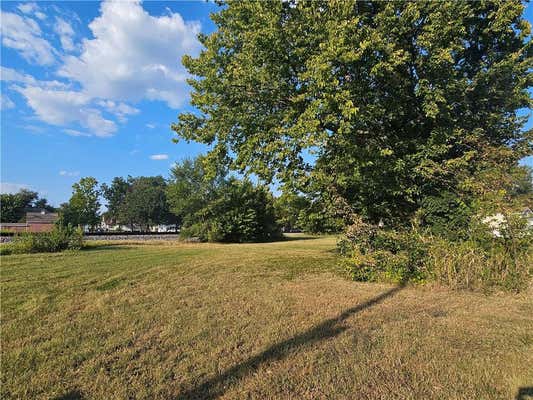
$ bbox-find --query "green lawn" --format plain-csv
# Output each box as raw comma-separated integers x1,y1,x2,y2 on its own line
1,235,532,399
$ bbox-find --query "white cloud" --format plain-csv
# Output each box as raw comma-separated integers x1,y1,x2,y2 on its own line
59,0,201,108
146,123,156,129
35,11,46,21
0,182,29,194
15,85,88,125
59,170,80,177
17,2,38,15
17,3,46,20
0,11,55,65
97,100,139,123
1,66,67,89
1,95,15,110
63,129,90,137
54,17,75,51
150,154,169,160
15,86,116,137
2,1,201,137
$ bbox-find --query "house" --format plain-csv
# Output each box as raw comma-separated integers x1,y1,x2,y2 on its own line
26,211,59,232
0,210,58,233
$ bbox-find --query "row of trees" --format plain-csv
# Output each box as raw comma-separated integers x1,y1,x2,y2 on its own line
58,176,175,232
1,190,54,223
55,156,310,241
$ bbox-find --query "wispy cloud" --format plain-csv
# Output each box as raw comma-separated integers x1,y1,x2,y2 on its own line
0,182,29,194
150,154,169,160
1,95,15,110
59,170,80,177
1,11,56,65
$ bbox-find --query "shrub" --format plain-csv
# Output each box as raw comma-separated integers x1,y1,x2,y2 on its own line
0,226,84,255
180,179,281,243
340,214,532,291
341,228,429,284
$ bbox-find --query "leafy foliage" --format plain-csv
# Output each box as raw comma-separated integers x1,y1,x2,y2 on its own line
168,158,280,242
101,177,130,224
1,189,54,223
1,225,84,255
118,176,174,231
340,214,532,291
273,192,309,232
59,177,101,230
173,0,532,226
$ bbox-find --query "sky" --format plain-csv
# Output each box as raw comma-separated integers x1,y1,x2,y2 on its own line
1,1,532,207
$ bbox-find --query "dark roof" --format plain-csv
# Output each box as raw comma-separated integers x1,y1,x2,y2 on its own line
26,212,58,224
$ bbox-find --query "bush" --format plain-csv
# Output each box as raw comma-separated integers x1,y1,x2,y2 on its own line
0,226,84,255
180,179,281,243
340,215,532,291
341,228,429,284
428,238,532,292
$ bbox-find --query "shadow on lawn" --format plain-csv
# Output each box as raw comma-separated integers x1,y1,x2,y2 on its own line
516,387,533,400
178,283,406,399
52,391,84,400
279,234,323,242
81,244,136,252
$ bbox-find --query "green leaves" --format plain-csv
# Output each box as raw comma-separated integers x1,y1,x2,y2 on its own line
174,0,532,225
168,157,280,242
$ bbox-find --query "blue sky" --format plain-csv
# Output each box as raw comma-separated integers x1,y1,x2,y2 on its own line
1,1,532,206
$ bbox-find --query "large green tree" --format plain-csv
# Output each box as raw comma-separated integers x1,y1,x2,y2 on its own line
173,0,532,226
101,177,130,224
118,176,173,231
62,177,101,230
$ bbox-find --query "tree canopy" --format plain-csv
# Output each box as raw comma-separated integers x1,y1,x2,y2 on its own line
167,157,281,242
59,177,101,230
1,189,54,223
173,0,532,225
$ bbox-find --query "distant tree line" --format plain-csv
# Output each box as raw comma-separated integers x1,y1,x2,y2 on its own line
48,156,326,241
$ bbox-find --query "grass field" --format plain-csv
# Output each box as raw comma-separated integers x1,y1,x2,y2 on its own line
1,235,532,399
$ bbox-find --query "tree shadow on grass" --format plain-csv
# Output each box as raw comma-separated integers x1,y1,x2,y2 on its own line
177,283,406,399
52,391,84,400
279,234,324,242
81,244,137,252
516,387,533,400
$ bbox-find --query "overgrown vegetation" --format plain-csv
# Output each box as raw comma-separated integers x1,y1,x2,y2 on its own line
339,215,532,292
0,225,84,255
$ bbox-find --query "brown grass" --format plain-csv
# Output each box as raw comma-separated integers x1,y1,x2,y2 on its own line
1,235,532,399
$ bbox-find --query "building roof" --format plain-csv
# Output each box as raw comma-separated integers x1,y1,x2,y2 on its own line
0,223,28,227
26,212,58,224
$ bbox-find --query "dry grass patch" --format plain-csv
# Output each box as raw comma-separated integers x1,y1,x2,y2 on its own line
1,235,532,399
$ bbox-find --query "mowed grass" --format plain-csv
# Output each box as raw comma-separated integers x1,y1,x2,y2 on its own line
1,235,532,400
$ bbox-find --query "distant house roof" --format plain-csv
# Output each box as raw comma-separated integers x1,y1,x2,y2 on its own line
26,212,58,224
0,223,27,227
